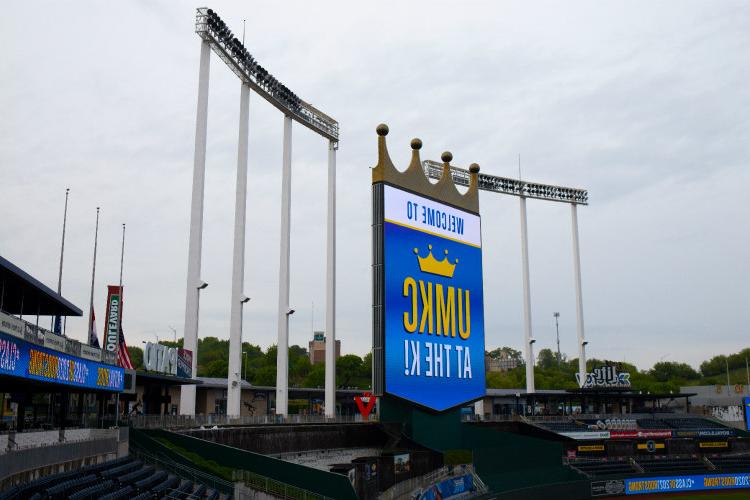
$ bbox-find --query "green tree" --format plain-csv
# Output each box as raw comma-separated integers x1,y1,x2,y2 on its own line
536,348,558,370
337,354,364,388
128,346,143,369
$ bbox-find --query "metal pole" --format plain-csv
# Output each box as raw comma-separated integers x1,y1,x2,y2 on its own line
519,195,535,394
116,223,125,424
87,207,100,345
181,40,211,416
54,188,70,332
228,82,250,417
324,140,337,418
726,358,731,396
554,312,561,367
275,115,293,416
746,358,749,394
571,203,587,387
57,188,70,293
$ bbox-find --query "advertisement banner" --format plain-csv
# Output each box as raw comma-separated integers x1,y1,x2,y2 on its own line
744,397,750,432
382,185,486,411
625,473,750,495
79,344,102,362
592,480,626,497
418,474,474,500
177,348,193,378
578,445,605,452
561,431,611,440
0,311,24,339
610,430,673,439
699,441,728,449
0,330,124,391
23,323,44,345
103,286,121,355
44,332,66,351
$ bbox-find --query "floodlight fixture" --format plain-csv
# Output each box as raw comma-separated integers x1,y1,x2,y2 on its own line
195,7,338,143
197,281,208,290
240,295,251,304
422,160,588,205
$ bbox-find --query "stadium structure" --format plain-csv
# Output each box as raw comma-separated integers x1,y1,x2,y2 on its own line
3,7,750,500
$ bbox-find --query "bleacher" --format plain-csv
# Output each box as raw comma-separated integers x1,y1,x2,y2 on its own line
709,454,750,472
0,456,229,500
570,459,638,478
636,455,709,474
534,414,733,435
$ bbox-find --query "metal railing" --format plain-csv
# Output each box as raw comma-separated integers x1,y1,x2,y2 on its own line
1,427,119,454
379,464,486,500
130,413,376,429
233,469,333,500
130,445,234,494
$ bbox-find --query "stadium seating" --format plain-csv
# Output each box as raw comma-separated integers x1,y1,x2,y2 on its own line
571,460,638,477
636,456,710,474
1,455,230,500
709,455,750,472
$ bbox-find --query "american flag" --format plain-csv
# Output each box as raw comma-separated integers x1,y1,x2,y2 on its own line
117,326,134,369
88,307,100,348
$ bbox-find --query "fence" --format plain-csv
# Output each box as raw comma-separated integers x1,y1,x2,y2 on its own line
233,469,333,500
130,413,375,429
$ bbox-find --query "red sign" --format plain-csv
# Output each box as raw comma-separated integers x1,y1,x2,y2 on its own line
355,391,377,420
610,430,672,439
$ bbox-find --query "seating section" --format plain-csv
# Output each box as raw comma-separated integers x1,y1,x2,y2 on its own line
635,419,672,429
662,418,725,430
710,455,750,472
637,456,709,475
572,456,719,478
536,415,732,435
571,459,638,477
0,456,229,500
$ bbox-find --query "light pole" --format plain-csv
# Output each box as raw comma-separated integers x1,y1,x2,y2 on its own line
553,312,561,367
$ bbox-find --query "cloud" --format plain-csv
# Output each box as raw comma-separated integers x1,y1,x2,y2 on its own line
0,0,747,373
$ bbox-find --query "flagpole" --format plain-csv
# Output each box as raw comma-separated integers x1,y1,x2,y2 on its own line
87,207,100,345
57,188,70,293
116,223,125,424
53,188,70,333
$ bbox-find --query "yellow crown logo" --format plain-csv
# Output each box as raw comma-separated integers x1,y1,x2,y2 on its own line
414,245,458,278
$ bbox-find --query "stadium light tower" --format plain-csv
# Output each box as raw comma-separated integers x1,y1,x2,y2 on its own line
181,8,340,417
422,161,589,394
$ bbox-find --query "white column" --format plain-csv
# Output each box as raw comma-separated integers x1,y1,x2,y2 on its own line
180,40,211,416
275,115,293,416
571,203,587,386
324,141,337,418
227,83,250,417
519,196,535,394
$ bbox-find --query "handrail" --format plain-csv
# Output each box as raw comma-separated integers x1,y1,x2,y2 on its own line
130,413,376,429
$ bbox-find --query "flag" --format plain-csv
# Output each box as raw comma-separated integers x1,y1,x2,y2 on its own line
117,326,134,369
88,307,100,348
53,315,62,335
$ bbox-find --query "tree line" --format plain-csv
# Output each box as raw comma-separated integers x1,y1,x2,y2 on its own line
487,346,750,394
128,339,750,393
128,337,372,390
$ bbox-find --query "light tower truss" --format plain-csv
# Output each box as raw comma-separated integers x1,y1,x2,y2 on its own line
195,7,339,143
422,160,588,205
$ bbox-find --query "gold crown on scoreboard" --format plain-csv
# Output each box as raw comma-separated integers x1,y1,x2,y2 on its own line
371,123,481,215
414,245,458,278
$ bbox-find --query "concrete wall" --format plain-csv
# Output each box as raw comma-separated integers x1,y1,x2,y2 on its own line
0,433,120,489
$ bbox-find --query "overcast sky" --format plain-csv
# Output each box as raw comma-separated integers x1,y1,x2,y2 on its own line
1,1,748,371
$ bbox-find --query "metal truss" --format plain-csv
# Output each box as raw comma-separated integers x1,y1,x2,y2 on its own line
422,160,588,205
195,8,339,143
